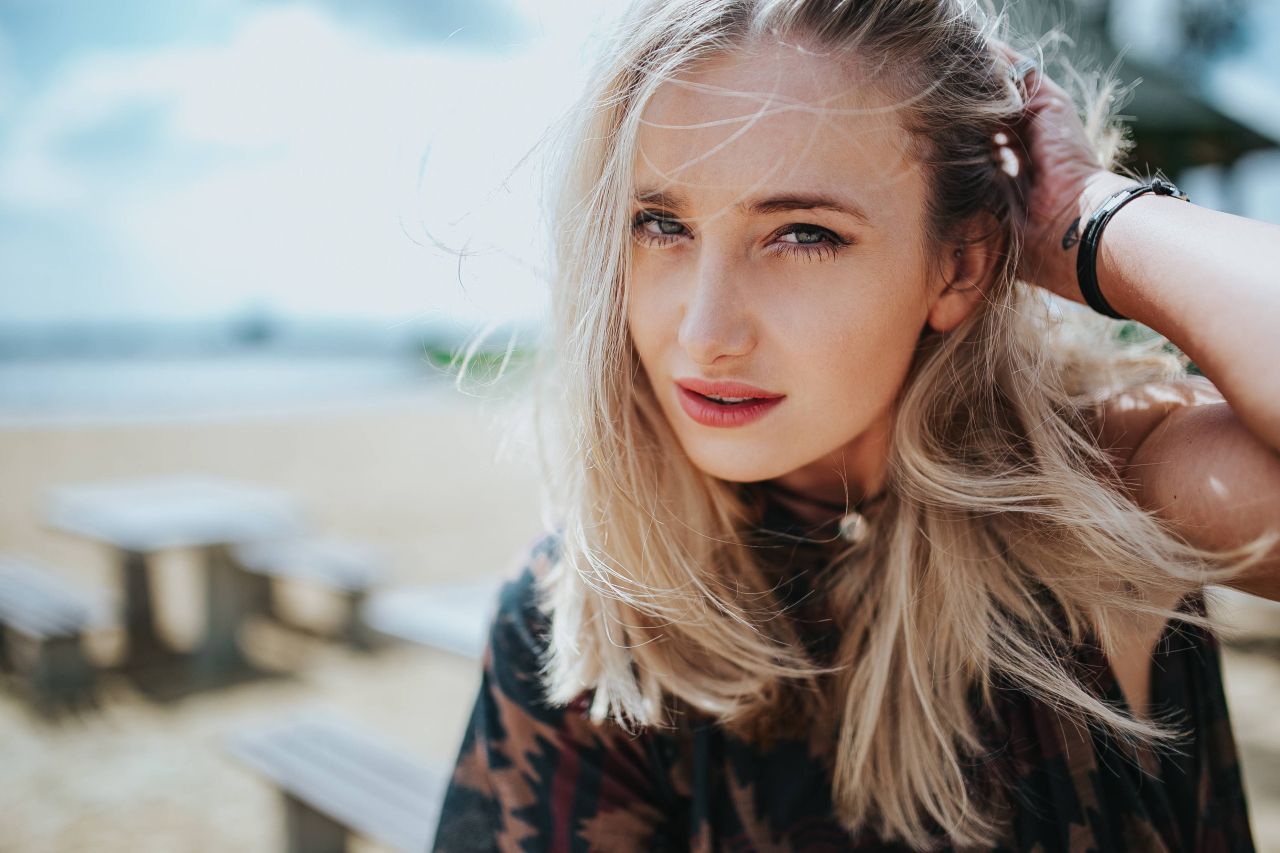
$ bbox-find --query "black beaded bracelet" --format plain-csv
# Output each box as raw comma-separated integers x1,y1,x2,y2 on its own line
1076,177,1191,320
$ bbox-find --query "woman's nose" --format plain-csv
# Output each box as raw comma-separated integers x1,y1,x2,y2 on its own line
676,253,755,365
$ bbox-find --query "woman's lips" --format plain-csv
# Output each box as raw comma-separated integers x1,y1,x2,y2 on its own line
676,384,785,428
675,377,782,399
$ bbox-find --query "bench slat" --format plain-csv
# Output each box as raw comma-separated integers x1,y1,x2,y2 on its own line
233,538,383,592
0,556,102,710
270,723,441,817
284,719,444,796
226,713,447,853
362,579,503,660
0,557,113,638
232,736,433,852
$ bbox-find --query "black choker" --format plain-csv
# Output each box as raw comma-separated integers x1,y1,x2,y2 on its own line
758,480,888,544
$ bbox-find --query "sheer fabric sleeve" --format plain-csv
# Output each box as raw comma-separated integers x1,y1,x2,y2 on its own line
430,534,680,853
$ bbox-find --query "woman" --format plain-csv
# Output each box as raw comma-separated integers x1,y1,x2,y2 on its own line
431,0,1280,849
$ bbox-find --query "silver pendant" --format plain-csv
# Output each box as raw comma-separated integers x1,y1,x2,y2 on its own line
838,510,869,544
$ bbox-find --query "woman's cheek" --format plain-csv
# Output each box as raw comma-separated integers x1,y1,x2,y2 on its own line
625,284,673,368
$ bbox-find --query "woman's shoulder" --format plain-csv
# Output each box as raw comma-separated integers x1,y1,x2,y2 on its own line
434,528,681,853
494,529,562,614
1081,374,1223,471
486,529,564,670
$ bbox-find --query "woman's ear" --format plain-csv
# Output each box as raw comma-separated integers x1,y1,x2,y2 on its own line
926,213,1005,334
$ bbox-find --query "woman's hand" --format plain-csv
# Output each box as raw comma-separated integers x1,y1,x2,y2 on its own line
991,43,1133,304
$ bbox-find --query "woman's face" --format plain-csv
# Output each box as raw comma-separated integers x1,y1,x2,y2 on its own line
626,41,977,501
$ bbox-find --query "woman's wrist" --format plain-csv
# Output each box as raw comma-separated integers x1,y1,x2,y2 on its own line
1071,172,1158,320
1025,171,1132,306
1076,172,1137,227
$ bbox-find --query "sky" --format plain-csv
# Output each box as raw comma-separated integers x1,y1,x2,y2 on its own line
0,0,624,328
1,1,1277,332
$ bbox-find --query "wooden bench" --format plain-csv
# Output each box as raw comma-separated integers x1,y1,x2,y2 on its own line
225,711,448,853
362,576,504,660
232,537,384,650
0,555,112,712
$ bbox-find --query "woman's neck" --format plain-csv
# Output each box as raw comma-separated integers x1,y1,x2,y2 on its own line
764,414,893,526
762,480,886,528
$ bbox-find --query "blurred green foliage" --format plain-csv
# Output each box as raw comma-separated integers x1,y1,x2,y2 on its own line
420,342,535,382
1116,320,1203,376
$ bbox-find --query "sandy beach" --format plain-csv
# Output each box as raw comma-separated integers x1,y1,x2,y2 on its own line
0,380,1277,851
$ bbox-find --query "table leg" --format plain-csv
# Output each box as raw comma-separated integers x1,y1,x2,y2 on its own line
120,549,169,665
194,544,254,677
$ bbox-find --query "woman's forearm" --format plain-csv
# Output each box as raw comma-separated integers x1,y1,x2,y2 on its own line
1080,173,1280,453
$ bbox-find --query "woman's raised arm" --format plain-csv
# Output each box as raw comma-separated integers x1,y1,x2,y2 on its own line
1002,47,1280,602
1079,174,1280,451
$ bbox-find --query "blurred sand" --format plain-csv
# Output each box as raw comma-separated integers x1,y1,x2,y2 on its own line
0,381,546,852
0,382,1277,851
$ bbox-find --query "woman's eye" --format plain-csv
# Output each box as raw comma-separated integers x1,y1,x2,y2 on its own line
780,227,827,245
630,211,851,261
772,225,851,261
632,210,686,246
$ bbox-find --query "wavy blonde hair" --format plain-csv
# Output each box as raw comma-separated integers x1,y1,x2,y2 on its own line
467,0,1279,847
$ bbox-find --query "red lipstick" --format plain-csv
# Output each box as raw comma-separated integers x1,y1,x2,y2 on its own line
674,378,785,428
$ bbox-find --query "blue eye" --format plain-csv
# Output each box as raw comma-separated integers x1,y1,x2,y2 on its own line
772,225,850,261
629,210,852,261
780,226,829,245
632,210,685,246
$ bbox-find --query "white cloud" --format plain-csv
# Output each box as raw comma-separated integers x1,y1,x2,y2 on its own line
0,1,625,325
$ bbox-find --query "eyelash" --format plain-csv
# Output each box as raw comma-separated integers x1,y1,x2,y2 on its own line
630,210,852,262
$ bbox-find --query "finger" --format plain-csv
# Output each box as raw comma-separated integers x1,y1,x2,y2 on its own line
988,43,1040,139
988,41,1062,109
988,40,1034,84
988,38,1022,65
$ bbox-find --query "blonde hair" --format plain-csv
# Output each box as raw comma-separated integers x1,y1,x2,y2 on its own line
464,0,1278,847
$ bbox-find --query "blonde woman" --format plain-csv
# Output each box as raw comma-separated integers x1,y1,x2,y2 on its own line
430,1,1280,849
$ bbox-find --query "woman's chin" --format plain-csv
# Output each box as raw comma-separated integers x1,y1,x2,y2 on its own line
682,446,800,484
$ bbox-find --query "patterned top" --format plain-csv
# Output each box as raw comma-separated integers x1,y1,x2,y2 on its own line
430,517,1256,852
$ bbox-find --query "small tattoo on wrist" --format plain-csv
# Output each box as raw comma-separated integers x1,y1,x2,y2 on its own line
1061,217,1080,250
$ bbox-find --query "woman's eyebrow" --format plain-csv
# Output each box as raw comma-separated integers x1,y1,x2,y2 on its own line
633,187,873,226
749,194,874,227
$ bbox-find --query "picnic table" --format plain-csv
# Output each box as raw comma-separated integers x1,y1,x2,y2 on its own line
43,475,305,687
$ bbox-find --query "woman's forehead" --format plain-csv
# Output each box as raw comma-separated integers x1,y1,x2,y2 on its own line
633,42,921,222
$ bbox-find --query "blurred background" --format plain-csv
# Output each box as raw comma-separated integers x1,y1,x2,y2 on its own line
0,0,1278,850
